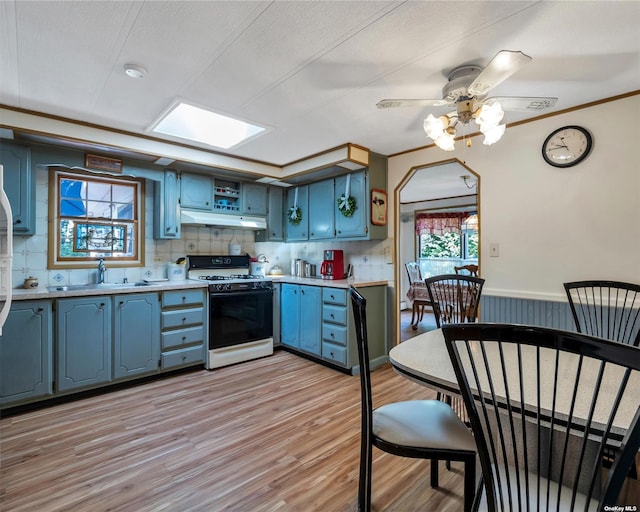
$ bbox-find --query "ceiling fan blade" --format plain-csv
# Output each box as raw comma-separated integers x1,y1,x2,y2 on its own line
486,96,558,112
376,98,453,109
467,50,532,97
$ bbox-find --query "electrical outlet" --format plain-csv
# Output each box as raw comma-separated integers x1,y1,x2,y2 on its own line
490,243,500,257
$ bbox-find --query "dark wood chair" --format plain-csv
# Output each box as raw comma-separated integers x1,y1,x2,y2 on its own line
405,262,432,330
424,274,485,445
349,286,476,512
443,323,640,511
564,280,640,347
454,264,479,277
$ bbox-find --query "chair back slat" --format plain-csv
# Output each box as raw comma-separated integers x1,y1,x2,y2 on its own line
425,274,485,326
564,280,640,346
443,323,640,511
405,262,422,285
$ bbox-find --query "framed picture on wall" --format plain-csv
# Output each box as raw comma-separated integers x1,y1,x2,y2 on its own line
371,189,387,226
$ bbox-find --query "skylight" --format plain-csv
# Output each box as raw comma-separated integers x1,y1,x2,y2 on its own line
150,102,266,149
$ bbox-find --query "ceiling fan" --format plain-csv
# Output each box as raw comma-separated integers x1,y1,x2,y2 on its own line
377,50,557,150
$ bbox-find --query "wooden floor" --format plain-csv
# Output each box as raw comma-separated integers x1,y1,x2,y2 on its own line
0,351,469,512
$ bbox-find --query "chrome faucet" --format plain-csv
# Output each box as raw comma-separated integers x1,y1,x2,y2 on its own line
97,258,106,284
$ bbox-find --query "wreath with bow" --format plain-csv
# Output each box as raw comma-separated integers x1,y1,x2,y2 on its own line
288,205,302,225
337,194,357,217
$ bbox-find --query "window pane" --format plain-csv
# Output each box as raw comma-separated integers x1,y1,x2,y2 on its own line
86,181,111,201
112,202,133,220
86,200,113,219
420,232,461,258
112,184,134,204
467,233,479,258
59,179,86,217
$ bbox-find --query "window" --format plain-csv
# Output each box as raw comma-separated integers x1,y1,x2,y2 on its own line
416,211,478,276
49,168,144,268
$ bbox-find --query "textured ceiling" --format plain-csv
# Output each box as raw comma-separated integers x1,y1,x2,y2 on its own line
1,1,639,168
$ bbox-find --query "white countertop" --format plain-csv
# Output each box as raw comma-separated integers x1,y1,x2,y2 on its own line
268,275,388,288
11,279,209,300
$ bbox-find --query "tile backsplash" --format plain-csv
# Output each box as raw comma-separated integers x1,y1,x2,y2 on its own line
11,168,393,288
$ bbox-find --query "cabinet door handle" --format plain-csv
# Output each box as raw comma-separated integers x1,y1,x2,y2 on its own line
330,313,334,319
181,354,187,361
182,317,186,322
37,307,44,313
15,219,22,224
119,301,124,306
330,332,334,338
182,336,187,341
100,303,105,307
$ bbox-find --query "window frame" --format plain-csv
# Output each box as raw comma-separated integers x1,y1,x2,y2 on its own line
48,167,145,269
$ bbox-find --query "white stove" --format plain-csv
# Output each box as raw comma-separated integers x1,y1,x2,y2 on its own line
187,255,274,370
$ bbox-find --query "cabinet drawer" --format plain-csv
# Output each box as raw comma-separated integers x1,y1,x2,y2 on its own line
322,304,347,325
161,345,203,369
161,326,204,350
161,307,204,329
322,323,347,345
322,342,347,366
322,287,347,305
162,289,204,308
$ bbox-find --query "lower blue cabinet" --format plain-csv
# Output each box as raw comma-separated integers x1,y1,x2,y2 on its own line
280,284,321,355
113,293,160,379
0,300,53,405
56,297,112,392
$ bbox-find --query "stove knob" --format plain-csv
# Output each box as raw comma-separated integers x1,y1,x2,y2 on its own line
216,284,224,291
225,283,232,291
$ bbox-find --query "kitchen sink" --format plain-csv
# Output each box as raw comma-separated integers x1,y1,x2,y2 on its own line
48,282,150,292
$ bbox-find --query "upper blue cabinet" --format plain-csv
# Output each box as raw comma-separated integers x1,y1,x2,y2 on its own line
0,141,35,235
180,173,213,210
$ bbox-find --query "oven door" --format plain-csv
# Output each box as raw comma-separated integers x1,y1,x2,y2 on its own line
209,288,273,349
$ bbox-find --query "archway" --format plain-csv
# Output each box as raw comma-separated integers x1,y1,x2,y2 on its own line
393,159,481,344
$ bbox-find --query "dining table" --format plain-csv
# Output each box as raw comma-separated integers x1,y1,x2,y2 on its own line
389,328,640,440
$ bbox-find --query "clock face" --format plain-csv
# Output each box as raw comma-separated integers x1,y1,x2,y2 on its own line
542,126,593,168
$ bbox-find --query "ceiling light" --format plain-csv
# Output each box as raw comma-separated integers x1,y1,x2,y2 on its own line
124,64,146,79
460,175,477,189
149,101,266,149
423,100,505,151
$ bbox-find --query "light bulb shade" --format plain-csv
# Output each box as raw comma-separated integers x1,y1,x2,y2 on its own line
435,131,456,151
482,123,506,145
476,102,504,130
424,114,445,140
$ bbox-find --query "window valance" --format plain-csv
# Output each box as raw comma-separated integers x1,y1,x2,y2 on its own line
415,212,471,236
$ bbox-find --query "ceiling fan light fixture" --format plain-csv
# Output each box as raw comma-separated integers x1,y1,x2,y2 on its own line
435,131,456,151
424,114,448,140
475,102,504,129
482,123,506,145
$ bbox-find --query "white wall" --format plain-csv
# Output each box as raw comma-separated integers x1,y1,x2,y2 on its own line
388,94,640,301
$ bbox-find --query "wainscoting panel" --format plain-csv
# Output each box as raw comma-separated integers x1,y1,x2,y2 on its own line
480,295,576,331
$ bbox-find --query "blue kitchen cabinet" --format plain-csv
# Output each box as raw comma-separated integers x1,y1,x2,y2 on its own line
272,283,281,346
334,154,387,240
299,285,322,356
256,186,284,242
113,292,160,379
0,141,35,235
335,170,367,239
160,289,205,370
242,182,267,215
280,284,300,348
212,178,241,213
56,297,112,392
285,185,309,241
280,284,321,355
181,172,213,210
0,300,53,406
153,169,181,239
308,179,335,240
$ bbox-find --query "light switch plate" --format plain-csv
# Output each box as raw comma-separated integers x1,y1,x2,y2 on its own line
490,243,500,257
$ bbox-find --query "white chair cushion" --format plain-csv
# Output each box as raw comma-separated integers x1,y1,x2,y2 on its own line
373,399,476,452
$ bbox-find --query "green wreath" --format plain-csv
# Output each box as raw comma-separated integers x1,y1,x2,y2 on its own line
288,205,302,225
337,195,357,217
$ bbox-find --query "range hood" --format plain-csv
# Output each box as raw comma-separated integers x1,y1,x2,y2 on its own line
180,210,267,230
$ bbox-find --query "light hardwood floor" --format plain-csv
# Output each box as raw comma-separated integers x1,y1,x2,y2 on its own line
1,351,469,512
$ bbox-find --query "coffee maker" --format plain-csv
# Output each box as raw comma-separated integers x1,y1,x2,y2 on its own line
321,249,345,280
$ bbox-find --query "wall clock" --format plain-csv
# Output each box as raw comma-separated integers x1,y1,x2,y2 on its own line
542,125,593,168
